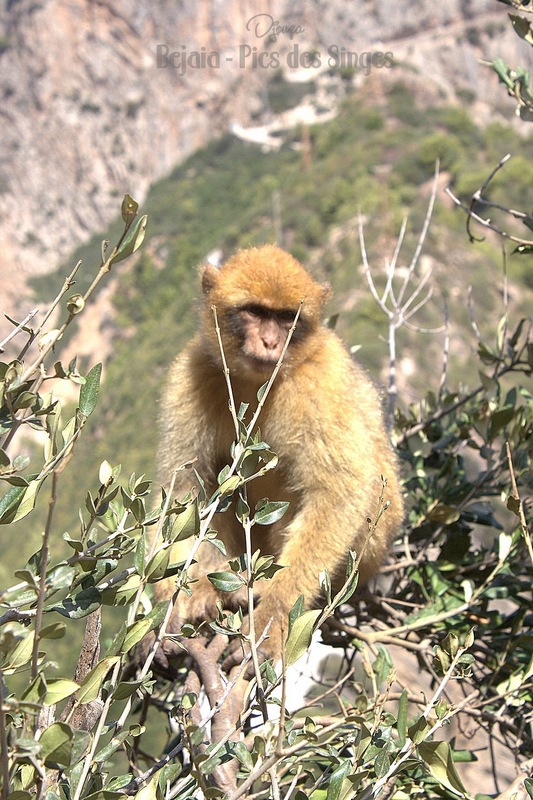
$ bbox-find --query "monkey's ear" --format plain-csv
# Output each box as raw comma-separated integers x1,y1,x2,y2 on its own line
201,264,220,295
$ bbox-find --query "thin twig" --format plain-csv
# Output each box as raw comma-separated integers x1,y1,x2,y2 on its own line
0,308,39,353
466,153,511,243
468,286,484,342
447,188,533,245
31,470,59,684
0,669,10,799
505,441,533,565
244,512,269,723
212,304,240,440
438,295,450,402
446,155,533,246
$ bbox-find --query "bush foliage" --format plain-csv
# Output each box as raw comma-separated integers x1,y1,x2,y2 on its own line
0,180,531,800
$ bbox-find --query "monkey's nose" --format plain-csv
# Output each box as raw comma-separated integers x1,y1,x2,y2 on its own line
262,336,280,351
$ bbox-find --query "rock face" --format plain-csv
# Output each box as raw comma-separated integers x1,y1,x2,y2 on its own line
0,0,529,317
0,0,281,286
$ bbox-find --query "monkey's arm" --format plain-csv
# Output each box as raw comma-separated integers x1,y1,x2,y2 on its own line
248,346,402,661
147,345,233,659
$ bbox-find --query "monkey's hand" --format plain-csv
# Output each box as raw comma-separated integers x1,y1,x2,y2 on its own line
130,628,186,679
130,585,213,679
222,602,283,673
181,577,221,620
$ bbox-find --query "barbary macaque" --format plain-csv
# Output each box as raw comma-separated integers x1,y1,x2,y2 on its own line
147,244,403,670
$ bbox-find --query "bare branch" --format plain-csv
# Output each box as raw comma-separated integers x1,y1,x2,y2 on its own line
358,214,390,315
397,161,440,306
0,308,39,353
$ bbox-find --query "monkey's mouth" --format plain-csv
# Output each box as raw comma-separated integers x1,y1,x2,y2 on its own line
243,352,279,371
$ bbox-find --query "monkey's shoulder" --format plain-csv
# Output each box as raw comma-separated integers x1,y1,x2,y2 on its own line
287,328,380,401
166,338,226,396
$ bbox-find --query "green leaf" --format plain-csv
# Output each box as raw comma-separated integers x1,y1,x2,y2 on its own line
132,775,158,800
13,390,37,410
101,575,141,606
509,13,533,45
427,504,460,525
44,400,62,462
235,492,250,523
38,722,73,768
2,630,34,673
172,500,200,541
1,478,44,524
319,569,332,604
0,483,32,524
285,609,321,666
507,495,521,516
257,381,268,402
77,656,121,703
325,760,351,800
491,57,515,89
157,765,182,793
121,193,139,222
373,645,393,685
489,405,516,438
288,595,305,635
374,749,391,778
180,692,197,710
418,741,468,797
79,363,102,418
239,449,261,478
215,475,241,498
397,689,408,747
121,602,168,653
70,728,92,777
208,571,245,592
110,214,148,265
43,564,77,593
331,551,359,607
1,475,29,487
99,460,113,485
254,500,289,526
93,729,136,765
408,716,430,745
112,679,144,702
134,532,145,576
43,679,80,705
145,548,170,582
66,294,85,315
51,586,102,619
39,622,67,640
232,740,254,771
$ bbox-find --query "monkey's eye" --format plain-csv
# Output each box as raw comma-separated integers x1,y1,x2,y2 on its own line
276,309,297,323
240,304,269,319
239,304,297,324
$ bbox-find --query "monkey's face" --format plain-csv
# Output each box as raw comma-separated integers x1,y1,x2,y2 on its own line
227,303,301,374
200,245,331,379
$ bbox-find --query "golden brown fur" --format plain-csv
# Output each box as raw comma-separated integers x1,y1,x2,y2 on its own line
151,245,403,666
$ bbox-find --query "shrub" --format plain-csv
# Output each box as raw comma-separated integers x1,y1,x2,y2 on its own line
0,190,531,800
